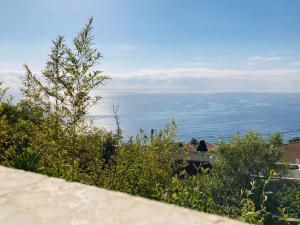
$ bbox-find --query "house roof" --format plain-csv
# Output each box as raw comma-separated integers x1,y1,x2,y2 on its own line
280,141,300,164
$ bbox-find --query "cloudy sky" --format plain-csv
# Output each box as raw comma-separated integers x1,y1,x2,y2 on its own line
1,0,300,95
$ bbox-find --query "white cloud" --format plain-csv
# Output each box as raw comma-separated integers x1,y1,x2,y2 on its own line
248,55,283,65
104,67,300,92
1,66,300,95
0,70,24,96
290,61,300,66
107,67,300,79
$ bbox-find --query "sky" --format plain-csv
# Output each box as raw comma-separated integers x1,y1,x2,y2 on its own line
1,0,300,94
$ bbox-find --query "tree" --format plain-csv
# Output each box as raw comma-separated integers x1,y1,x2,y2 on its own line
23,17,110,179
211,131,285,202
190,138,198,146
269,132,283,147
197,140,208,152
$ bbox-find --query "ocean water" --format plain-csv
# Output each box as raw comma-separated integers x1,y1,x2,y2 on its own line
91,91,300,143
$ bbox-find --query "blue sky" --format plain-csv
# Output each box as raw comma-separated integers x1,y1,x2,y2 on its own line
1,0,300,93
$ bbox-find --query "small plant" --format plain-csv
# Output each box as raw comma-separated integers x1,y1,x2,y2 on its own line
9,150,40,172
154,173,215,212
240,170,281,225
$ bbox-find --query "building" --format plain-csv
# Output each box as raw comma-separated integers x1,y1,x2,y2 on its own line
179,142,217,175
185,142,216,162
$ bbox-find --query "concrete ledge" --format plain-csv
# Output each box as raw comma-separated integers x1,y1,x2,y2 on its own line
0,166,247,225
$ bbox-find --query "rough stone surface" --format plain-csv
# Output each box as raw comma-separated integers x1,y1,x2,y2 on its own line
0,166,248,225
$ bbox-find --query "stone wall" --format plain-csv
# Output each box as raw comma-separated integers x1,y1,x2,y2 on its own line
0,166,248,225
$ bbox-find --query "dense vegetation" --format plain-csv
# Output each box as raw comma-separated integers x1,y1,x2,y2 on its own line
0,19,299,225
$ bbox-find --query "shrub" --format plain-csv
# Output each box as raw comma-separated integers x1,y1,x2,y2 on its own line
190,138,198,146
240,171,281,225
8,150,40,172
275,181,300,218
99,120,186,198
211,131,286,204
197,140,208,152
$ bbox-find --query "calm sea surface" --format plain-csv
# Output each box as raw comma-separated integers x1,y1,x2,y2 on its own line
91,92,300,143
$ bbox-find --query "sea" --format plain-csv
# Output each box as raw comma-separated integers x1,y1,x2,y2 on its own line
90,91,300,143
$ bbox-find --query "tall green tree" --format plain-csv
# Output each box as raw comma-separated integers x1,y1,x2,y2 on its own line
23,17,110,179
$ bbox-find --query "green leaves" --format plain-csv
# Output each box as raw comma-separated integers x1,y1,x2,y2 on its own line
240,170,282,225
23,17,109,130
212,131,286,200
22,18,110,179
9,150,40,172
0,18,298,225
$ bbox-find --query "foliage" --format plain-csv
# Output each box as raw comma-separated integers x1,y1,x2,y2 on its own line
154,174,216,211
190,138,198,146
0,85,297,225
211,131,286,203
22,17,110,178
240,170,281,225
197,140,208,152
274,181,300,218
0,19,298,225
269,132,283,147
153,170,240,218
99,121,186,197
8,150,40,172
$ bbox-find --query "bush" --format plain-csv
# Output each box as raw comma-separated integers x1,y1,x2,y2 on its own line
190,138,198,146
99,121,186,197
8,150,40,172
197,140,208,152
240,171,281,225
275,181,300,218
211,131,286,203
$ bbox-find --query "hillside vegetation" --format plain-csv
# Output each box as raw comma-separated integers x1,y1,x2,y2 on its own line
0,19,299,225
